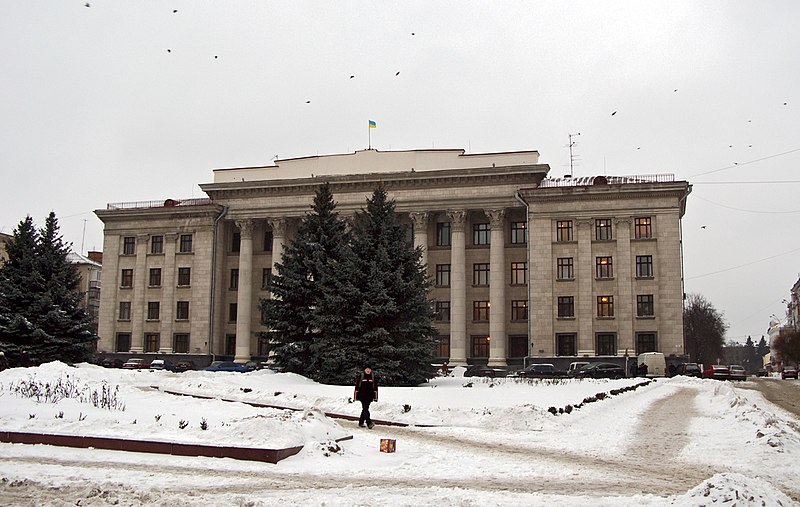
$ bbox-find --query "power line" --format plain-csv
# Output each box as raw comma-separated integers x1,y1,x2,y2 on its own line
687,245,800,280
688,147,800,179
692,194,800,214
692,180,800,185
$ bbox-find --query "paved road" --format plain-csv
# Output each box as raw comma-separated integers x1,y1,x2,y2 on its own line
735,377,800,418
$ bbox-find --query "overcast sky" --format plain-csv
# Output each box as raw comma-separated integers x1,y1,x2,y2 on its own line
2,1,798,344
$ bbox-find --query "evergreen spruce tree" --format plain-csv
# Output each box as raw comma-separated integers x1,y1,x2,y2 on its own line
756,336,770,359
743,336,758,373
0,213,96,366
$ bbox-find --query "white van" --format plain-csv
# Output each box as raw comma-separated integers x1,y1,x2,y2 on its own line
637,352,666,377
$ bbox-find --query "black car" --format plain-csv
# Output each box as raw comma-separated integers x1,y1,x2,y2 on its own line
174,361,195,373
675,362,702,378
463,365,507,378
99,357,124,368
570,362,625,379
517,363,562,378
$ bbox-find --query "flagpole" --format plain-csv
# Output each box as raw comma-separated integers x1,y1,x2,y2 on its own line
368,124,371,149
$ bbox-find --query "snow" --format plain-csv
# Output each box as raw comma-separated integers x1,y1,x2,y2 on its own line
1,362,798,506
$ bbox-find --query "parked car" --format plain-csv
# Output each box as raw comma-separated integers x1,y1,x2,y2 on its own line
122,358,148,370
203,361,249,373
728,365,747,381
702,364,730,380
149,359,175,371
174,361,195,373
463,364,507,378
756,368,768,377
567,362,590,375
100,357,124,368
517,363,562,379
782,368,798,380
675,363,702,378
569,362,625,379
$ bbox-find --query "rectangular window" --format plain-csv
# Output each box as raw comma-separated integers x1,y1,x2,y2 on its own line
473,223,490,245
556,333,577,356
595,256,613,279
637,294,654,317
176,301,189,320
510,221,527,244
510,262,527,285
595,219,613,240
229,303,237,322
473,301,490,321
636,333,657,354
150,235,163,254
508,335,528,358
149,268,162,287
224,334,236,356
118,301,131,321
597,296,614,318
473,263,490,286
557,296,574,318
557,257,574,280
173,333,190,353
232,232,241,253
230,268,239,290
471,335,489,358
435,264,451,287
147,301,160,320
144,333,160,353
178,267,191,286
436,335,450,358
436,222,451,247
262,268,272,291
258,334,273,356
123,236,136,255
120,269,133,288
634,217,652,239
179,234,193,253
115,333,131,353
556,220,573,242
435,301,451,322
596,333,617,356
264,230,274,251
511,300,528,321
636,255,654,278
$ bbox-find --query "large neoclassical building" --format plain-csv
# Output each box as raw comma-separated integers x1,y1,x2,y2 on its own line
96,148,691,367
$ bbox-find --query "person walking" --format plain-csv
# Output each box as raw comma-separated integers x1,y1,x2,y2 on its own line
354,367,378,429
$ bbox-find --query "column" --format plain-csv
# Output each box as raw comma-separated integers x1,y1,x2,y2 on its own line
234,219,255,363
130,234,149,353
447,210,467,364
268,218,287,273
576,219,594,354
409,211,429,268
615,218,633,355
486,209,507,366
160,233,178,353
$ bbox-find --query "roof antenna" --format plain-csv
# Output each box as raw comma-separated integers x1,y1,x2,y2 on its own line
568,132,581,178
81,219,87,255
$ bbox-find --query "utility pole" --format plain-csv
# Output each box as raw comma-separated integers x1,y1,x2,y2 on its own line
568,133,581,177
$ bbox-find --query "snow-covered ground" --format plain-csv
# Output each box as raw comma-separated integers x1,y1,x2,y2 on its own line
1,362,798,506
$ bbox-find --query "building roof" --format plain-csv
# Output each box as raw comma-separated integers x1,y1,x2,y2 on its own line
67,251,102,268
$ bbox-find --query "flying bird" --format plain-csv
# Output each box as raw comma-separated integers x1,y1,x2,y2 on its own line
173,9,178,13
350,75,355,79
84,2,90,6
167,49,171,53
673,89,677,92
611,111,617,116
784,102,788,105
395,71,400,76
412,32,415,35
701,225,706,229
306,100,311,104
214,55,218,59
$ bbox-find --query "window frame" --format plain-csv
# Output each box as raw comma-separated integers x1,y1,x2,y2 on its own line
556,220,573,242
149,268,162,287
176,300,190,320
557,257,574,280
636,332,657,354
597,295,614,318
473,223,490,246
557,296,575,318
179,234,193,253
471,335,490,358
173,333,190,353
511,300,528,321
436,222,451,247
595,256,613,279
596,333,617,356
144,333,160,353
435,301,451,322
177,267,191,287
122,236,136,255
147,301,160,321
510,262,527,285
118,301,131,321
230,268,239,290
115,333,132,353
595,218,613,241
150,235,164,254
262,268,272,291
473,263,490,286
120,269,133,288
473,301,490,321
435,264,451,287
637,294,655,317
634,217,652,239
556,333,577,356
635,255,654,278
510,221,527,244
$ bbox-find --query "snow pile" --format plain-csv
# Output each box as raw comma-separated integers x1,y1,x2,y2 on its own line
675,472,796,506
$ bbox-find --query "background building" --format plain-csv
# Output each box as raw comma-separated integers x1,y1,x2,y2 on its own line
66,251,103,335
95,149,691,368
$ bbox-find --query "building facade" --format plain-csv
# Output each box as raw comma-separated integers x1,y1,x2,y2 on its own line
95,149,691,367
67,251,103,335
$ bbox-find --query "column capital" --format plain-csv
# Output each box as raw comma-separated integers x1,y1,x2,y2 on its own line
235,219,256,239
267,218,287,237
136,233,150,243
409,211,428,229
447,210,466,232
164,232,179,242
485,209,506,229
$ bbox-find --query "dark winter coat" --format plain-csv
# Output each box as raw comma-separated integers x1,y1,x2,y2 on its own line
354,373,378,403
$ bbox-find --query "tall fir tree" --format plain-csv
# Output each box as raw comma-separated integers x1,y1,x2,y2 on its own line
756,336,770,359
0,213,96,366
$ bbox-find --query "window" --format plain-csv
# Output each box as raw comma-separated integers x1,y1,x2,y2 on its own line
596,333,616,356
145,333,160,353
179,234,193,253
597,296,614,318
557,257,574,280
556,334,577,356
508,335,528,358
436,222,451,247
258,333,273,356
636,333,657,354
556,220,573,242
224,334,236,356
228,303,237,322
150,235,163,254
473,301,490,321
595,219,612,240
231,232,241,253
471,335,489,358
230,268,239,290
149,268,162,287
262,268,272,291
147,301,160,320
435,301,451,322
173,333,190,353
120,269,133,288
557,296,574,318
264,230,273,251
511,300,528,321
435,264,451,287
176,301,189,320
473,223,490,245
637,295,654,317
636,255,654,278
595,257,613,279
116,333,131,353
118,302,131,321
178,267,191,286
436,335,450,358
473,263,490,286
510,262,527,285
123,236,136,255
510,221,527,244
635,217,652,239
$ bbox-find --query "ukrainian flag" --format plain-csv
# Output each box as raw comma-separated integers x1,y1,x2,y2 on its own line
369,120,377,129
